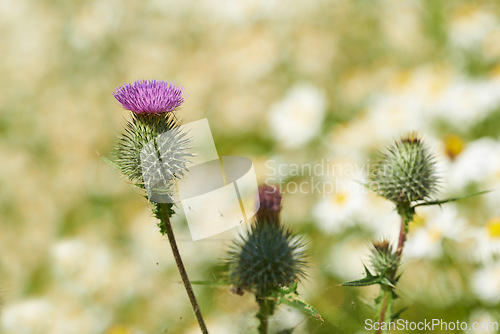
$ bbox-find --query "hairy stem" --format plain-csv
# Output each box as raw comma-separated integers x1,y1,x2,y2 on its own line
159,203,209,334
257,297,276,334
376,212,411,333
396,214,408,259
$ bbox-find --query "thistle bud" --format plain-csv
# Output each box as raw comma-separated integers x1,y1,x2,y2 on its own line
226,185,306,298
256,184,282,225
370,134,439,204
226,224,307,297
370,240,398,278
116,113,191,194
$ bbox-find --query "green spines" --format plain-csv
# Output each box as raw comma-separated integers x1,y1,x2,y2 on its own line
370,240,398,279
341,240,399,289
226,221,307,298
116,113,192,222
115,113,191,189
370,134,439,205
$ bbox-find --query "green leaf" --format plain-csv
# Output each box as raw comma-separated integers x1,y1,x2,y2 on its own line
266,282,323,322
278,292,324,322
340,265,383,287
380,277,395,288
391,307,408,321
277,281,298,295
412,190,490,208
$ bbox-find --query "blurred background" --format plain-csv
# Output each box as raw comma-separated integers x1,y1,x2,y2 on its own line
1,0,500,333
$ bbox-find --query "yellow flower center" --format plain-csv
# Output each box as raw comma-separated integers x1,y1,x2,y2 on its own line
444,134,465,159
332,192,348,206
486,217,500,239
428,228,443,243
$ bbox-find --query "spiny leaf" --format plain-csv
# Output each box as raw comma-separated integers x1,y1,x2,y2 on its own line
412,190,491,208
380,277,395,288
272,289,323,322
263,282,323,322
279,294,324,322
392,307,408,321
340,265,382,287
341,265,397,288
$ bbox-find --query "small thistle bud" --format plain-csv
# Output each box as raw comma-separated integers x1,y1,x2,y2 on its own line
227,186,306,297
370,240,398,277
256,184,282,225
226,224,307,297
370,134,439,204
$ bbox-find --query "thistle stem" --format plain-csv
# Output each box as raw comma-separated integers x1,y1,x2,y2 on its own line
159,203,209,334
376,214,409,334
257,297,276,334
376,287,393,334
396,214,407,258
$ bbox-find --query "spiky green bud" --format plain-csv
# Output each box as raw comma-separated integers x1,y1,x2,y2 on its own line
370,134,439,205
226,222,307,298
370,240,398,278
115,113,191,199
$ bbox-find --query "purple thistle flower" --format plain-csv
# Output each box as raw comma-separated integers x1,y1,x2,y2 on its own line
113,80,185,114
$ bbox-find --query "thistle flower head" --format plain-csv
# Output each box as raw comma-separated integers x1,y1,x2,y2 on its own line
370,239,398,277
226,223,307,297
115,113,191,200
256,184,282,224
113,80,184,114
370,133,439,204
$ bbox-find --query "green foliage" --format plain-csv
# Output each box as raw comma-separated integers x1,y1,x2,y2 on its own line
340,265,395,288
152,202,175,235
272,282,323,322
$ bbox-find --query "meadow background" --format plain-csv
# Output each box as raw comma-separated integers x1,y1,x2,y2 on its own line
1,0,500,333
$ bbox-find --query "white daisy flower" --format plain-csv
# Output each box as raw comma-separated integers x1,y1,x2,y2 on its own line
471,217,500,264
327,236,371,281
448,5,499,51
1,299,54,334
404,205,466,260
269,83,327,149
472,261,500,305
312,178,368,234
447,138,500,192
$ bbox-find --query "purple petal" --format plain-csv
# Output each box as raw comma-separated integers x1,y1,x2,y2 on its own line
113,80,185,114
